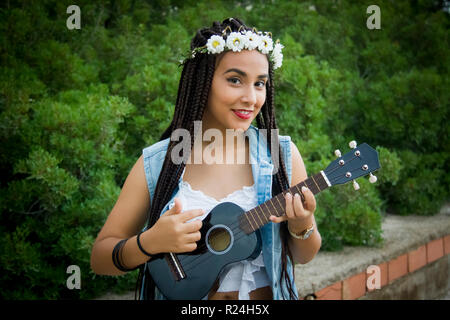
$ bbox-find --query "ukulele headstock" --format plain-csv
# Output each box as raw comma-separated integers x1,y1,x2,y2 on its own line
324,141,380,189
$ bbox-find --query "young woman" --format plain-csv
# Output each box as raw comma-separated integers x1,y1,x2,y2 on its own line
90,17,321,300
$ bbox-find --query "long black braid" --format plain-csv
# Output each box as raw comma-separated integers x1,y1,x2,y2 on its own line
137,17,297,300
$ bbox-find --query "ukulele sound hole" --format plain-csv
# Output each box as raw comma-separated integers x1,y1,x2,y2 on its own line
206,224,234,255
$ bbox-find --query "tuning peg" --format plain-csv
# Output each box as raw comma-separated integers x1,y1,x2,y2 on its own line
353,180,360,190
334,149,341,157
369,173,377,183
349,140,357,149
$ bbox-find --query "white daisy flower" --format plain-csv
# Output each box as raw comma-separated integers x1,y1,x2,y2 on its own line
272,52,283,69
243,31,260,50
273,42,284,56
184,30,284,70
258,35,273,54
206,35,226,54
226,32,245,52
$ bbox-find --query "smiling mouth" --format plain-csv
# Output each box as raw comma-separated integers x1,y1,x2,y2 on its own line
232,109,253,119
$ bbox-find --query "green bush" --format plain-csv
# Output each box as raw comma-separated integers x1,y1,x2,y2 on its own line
0,84,137,299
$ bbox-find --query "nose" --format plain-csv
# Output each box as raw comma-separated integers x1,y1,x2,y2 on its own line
241,85,257,107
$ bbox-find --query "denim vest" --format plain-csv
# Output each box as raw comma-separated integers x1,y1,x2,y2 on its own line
140,125,299,300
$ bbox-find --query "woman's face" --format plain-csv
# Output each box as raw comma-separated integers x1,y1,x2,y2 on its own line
203,50,269,133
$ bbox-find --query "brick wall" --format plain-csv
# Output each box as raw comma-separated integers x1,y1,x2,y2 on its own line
310,235,450,300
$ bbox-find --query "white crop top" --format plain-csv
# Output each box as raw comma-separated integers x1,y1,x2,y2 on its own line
173,176,271,300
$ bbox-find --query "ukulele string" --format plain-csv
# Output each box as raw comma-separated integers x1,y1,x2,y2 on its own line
180,203,283,268
180,196,290,268
179,220,250,268
176,175,324,269
328,160,364,185
325,155,358,176
182,186,321,272
181,206,275,265
182,228,256,274
177,154,367,273
181,187,320,271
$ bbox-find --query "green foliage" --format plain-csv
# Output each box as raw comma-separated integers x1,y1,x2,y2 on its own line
315,179,384,251
0,0,448,298
387,150,448,216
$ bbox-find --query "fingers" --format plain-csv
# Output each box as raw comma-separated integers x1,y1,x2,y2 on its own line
293,191,306,218
164,197,183,216
285,192,296,219
183,219,203,233
270,186,316,224
184,231,202,243
177,230,201,253
301,186,316,212
270,192,293,223
179,208,205,223
269,215,287,223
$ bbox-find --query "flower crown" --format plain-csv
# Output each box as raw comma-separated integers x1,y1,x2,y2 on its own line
188,25,284,70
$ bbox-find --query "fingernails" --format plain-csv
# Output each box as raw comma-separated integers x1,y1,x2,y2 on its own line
301,186,308,192
294,193,300,198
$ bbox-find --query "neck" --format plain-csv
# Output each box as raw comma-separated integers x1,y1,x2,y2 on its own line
189,122,250,165
239,171,330,234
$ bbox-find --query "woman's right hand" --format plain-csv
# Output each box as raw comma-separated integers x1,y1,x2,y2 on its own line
144,198,204,254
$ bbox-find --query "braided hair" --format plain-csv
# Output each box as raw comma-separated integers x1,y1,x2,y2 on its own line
137,17,297,300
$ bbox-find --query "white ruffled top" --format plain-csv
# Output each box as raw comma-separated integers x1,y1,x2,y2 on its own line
173,175,271,300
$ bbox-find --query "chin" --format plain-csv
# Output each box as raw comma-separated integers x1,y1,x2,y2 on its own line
228,121,252,132
227,114,255,132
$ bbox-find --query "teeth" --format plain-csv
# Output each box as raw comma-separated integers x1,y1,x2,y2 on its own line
237,110,250,114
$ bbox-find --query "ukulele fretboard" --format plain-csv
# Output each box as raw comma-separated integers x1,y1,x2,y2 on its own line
239,171,329,234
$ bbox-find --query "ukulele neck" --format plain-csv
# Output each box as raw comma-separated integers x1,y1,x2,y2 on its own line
239,171,330,234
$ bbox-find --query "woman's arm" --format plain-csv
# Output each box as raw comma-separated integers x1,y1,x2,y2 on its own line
287,141,322,264
90,155,204,275
270,141,322,264
90,155,154,275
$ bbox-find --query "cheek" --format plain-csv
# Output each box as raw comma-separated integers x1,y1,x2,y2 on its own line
256,91,267,111
210,80,235,107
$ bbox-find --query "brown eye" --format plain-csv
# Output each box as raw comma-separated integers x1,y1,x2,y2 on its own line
227,78,241,85
256,81,266,88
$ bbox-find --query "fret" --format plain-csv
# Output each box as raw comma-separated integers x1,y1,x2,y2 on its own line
244,212,256,232
241,171,330,234
239,214,252,234
268,199,278,217
262,201,272,219
292,184,305,201
252,207,264,226
250,209,261,230
304,178,317,194
255,206,266,225
274,194,285,216
312,172,328,194
311,174,320,192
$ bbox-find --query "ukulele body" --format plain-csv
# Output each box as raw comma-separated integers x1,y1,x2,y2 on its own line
146,202,262,300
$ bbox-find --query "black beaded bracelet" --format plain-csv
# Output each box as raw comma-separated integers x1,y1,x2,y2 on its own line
136,231,154,258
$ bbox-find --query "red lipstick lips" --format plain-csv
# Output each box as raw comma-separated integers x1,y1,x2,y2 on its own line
232,109,253,120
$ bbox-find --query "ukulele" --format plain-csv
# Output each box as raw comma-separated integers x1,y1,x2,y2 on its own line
146,141,380,299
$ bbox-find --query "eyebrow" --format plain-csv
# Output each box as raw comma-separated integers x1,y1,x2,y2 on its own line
223,68,269,79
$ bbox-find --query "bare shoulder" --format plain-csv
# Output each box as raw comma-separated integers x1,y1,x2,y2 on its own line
124,155,148,192
289,141,308,187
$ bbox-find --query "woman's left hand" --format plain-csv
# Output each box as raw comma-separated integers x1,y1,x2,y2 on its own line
269,186,316,232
